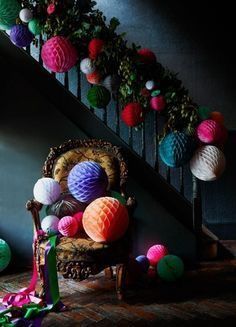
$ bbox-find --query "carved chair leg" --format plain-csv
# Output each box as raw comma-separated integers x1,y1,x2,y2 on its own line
105,266,113,279
116,263,127,301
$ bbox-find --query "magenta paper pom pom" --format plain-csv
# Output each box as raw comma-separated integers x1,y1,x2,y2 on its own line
10,24,33,48
147,244,169,266
33,177,61,205
197,119,224,144
58,216,78,237
150,95,166,112
41,36,78,73
73,211,84,232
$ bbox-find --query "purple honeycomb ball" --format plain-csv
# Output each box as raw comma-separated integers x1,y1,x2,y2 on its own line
10,24,33,48
68,161,108,203
135,255,150,273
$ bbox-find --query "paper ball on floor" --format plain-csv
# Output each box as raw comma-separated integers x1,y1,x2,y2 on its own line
89,38,104,59
150,95,166,112
145,80,155,90
19,8,33,23
80,58,95,74
87,85,111,108
86,71,101,85
159,132,195,168
210,111,224,125
121,102,144,127
33,177,61,205
157,255,184,282
147,244,168,266
135,255,150,273
0,0,21,30
138,48,157,64
28,18,41,35
197,106,211,120
68,161,108,203
102,75,120,93
0,239,11,272
41,215,59,235
58,216,78,237
10,25,33,48
197,119,224,144
190,145,226,181
41,36,78,73
82,197,129,243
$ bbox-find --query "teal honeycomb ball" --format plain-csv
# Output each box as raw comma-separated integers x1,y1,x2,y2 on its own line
28,18,42,35
159,132,195,167
157,255,184,282
87,85,111,109
0,239,11,272
0,0,21,30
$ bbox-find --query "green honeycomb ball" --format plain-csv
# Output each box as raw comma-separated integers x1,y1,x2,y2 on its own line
0,239,11,272
0,0,21,30
28,18,42,36
87,85,111,109
157,255,184,282
198,106,211,120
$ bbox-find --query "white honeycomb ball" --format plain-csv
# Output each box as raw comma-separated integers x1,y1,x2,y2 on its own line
33,177,61,205
145,80,155,90
80,58,95,74
19,8,33,23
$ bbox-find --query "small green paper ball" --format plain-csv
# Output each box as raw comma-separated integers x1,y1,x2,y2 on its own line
198,106,211,120
0,0,21,30
87,85,111,108
0,239,11,272
111,191,126,205
28,18,42,36
157,255,184,282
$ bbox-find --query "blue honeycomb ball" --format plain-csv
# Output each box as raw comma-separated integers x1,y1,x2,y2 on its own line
10,24,33,48
68,161,108,203
159,132,195,168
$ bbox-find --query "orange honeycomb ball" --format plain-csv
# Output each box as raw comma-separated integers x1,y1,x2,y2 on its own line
86,71,101,85
210,111,224,125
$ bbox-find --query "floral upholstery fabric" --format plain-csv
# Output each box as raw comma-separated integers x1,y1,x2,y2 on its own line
53,147,120,193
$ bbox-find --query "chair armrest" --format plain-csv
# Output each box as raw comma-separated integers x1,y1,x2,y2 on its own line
26,199,43,233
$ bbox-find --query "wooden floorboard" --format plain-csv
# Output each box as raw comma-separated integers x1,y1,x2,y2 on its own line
1,261,236,326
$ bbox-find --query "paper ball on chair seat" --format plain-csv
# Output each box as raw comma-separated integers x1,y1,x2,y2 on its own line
41,36,78,73
19,8,33,23
33,177,61,205
0,0,21,30
83,197,129,243
10,25,33,48
147,244,169,266
58,216,78,237
197,119,224,144
159,132,195,168
0,239,11,272
41,215,59,235
68,161,108,203
80,58,95,74
47,193,86,218
190,145,226,181
157,255,184,282
87,85,111,108
88,38,104,59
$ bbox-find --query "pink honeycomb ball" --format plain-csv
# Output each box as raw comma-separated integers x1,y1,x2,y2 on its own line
73,211,84,233
150,95,166,112
58,216,78,237
147,244,169,266
196,119,225,144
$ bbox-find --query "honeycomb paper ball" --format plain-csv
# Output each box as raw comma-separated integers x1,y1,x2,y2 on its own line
145,80,155,90
28,18,41,35
58,216,78,237
0,239,11,272
135,255,150,273
80,58,95,74
41,215,59,235
146,244,169,266
10,24,33,48
157,255,184,282
210,111,224,125
73,211,84,232
87,85,111,108
197,119,224,144
89,38,104,59
86,71,101,85
19,8,33,23
197,106,211,120
159,132,195,168
0,0,21,30
46,192,86,218
138,48,157,64
83,197,129,243
33,177,61,205
121,102,144,127
41,36,78,73
68,161,108,203
190,145,226,181
150,95,166,112
102,75,120,93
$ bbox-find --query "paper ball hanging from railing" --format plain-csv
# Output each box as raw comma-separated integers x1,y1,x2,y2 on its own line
150,95,166,112
86,71,101,85
33,177,61,205
197,119,225,144
19,8,33,23
88,38,104,60
87,85,111,108
146,244,168,266
159,132,195,168
82,197,129,243
0,0,20,31
102,75,120,93
10,25,33,48
47,193,86,218
0,239,11,272
80,58,95,74
210,111,224,125
28,18,41,36
41,36,78,73
68,161,108,203
41,215,59,236
121,102,144,127
190,145,226,181
58,216,78,237
138,48,157,65
157,255,184,282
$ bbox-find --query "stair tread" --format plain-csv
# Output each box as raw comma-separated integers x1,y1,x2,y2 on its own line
219,240,236,257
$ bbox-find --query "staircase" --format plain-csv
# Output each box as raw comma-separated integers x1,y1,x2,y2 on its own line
0,31,227,260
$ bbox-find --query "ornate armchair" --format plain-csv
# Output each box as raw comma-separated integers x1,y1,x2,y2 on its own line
26,139,135,300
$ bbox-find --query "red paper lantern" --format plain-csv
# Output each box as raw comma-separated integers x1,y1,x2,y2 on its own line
197,119,226,144
82,197,129,243
210,111,224,125
86,71,101,84
138,48,157,65
150,95,166,112
121,102,144,127
89,38,104,60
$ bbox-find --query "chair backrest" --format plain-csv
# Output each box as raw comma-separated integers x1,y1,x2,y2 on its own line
42,139,128,196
